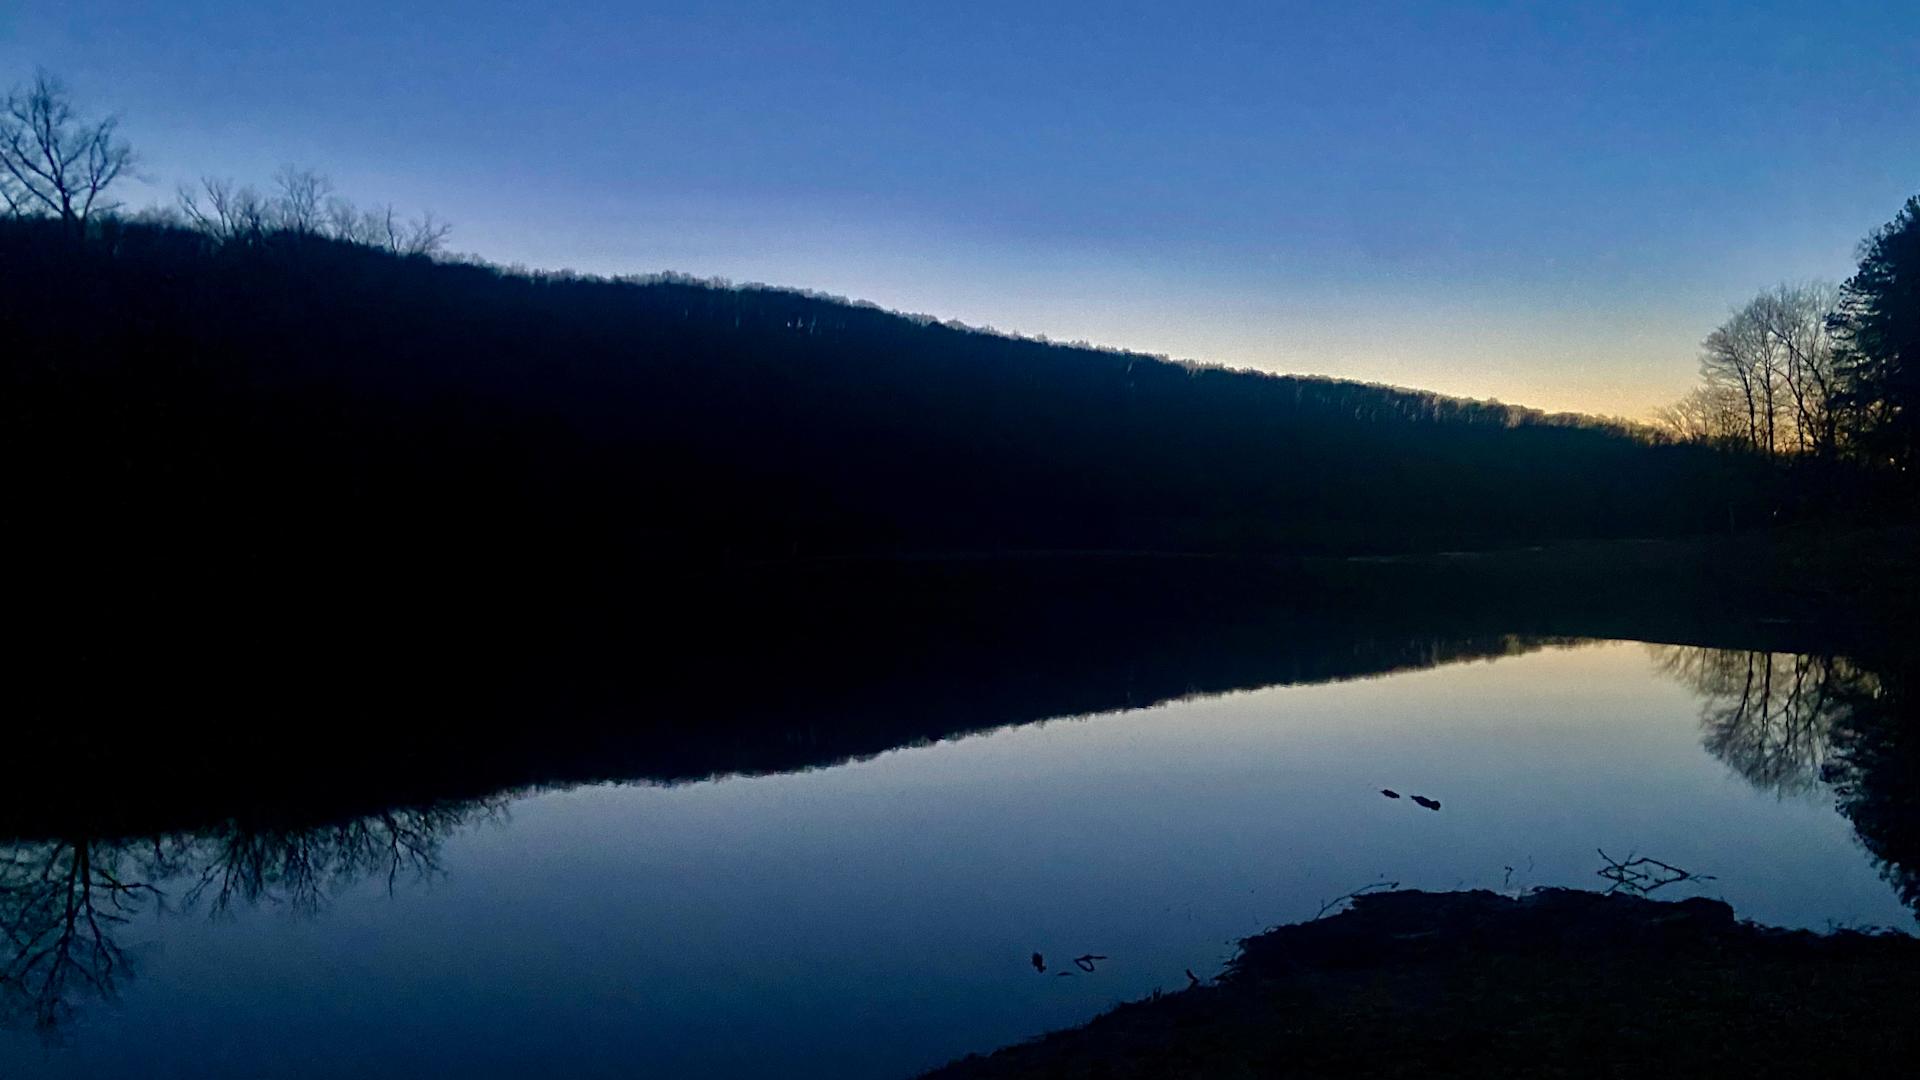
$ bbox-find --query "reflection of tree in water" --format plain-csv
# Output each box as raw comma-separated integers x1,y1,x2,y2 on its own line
1648,646,1868,796
181,802,497,916
1,838,163,1036
1651,645,1919,912
0,799,499,1037
1823,663,1920,911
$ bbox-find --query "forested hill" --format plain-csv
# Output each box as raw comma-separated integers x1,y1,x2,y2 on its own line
5,218,1777,609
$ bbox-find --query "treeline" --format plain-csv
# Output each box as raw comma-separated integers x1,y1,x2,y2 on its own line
171,166,451,256
1657,198,1920,475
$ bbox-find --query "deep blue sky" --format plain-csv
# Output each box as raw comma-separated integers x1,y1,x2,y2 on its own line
6,1,1917,415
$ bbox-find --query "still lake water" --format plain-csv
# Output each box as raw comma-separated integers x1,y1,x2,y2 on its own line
3,638,1911,1077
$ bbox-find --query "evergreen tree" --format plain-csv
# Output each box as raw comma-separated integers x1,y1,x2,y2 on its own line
1832,195,1920,475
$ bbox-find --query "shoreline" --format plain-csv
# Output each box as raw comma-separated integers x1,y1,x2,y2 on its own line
925,887,1920,1078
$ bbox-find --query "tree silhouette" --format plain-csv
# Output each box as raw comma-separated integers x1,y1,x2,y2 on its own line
177,166,450,254
1831,195,1920,475
1657,191,1920,483
1666,285,1842,458
1755,283,1845,458
0,71,134,231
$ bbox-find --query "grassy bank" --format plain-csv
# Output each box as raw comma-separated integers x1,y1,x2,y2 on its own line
926,888,1920,1078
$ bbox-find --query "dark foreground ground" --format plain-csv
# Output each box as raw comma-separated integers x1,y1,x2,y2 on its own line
926,888,1920,1079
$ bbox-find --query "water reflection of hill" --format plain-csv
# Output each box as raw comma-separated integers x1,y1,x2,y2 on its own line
8,560,1578,841
9,642,1915,1043
6,554,1901,842
2,558,1596,1038
6,558,1917,1039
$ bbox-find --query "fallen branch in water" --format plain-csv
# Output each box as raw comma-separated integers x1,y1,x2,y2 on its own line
1596,849,1716,895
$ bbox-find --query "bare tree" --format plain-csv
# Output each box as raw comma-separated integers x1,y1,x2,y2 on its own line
396,208,451,256
1671,285,1843,457
340,201,450,256
177,167,452,256
1698,295,1801,455
177,176,268,242
1652,384,1747,445
269,164,332,234
1700,322,1763,452
323,194,375,244
1752,282,1842,457
0,71,135,230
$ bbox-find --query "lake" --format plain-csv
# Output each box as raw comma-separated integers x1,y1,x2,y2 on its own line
4,627,1912,1078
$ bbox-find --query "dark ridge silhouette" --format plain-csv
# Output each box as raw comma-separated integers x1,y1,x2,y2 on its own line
9,214,1882,645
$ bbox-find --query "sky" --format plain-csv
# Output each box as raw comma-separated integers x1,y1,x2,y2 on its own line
5,1,1917,417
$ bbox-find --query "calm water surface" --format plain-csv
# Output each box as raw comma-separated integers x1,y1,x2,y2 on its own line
3,639,1911,1077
